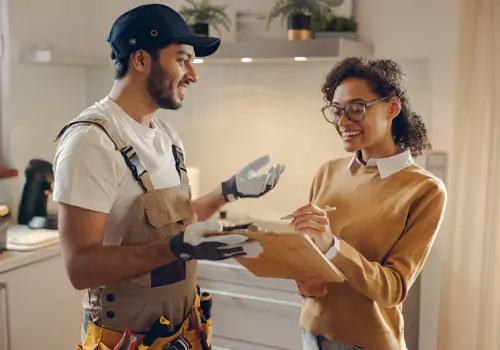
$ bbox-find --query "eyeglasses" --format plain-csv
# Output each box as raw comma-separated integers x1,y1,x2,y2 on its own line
321,96,390,125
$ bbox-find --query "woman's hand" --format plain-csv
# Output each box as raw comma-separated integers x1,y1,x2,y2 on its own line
295,280,328,299
290,203,335,253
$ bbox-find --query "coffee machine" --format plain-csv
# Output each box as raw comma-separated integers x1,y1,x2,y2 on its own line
17,159,57,230
0,204,10,251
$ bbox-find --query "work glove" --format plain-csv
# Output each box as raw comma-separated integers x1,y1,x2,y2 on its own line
169,219,263,261
221,155,286,202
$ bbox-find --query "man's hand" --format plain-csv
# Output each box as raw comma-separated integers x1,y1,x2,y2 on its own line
221,155,286,202
290,203,335,253
169,219,263,261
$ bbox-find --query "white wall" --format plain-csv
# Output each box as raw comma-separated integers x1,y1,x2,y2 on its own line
1,63,89,218
356,0,459,152
8,0,94,62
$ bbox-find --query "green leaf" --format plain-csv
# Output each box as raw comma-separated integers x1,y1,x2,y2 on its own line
266,0,345,30
185,0,199,11
267,1,302,29
178,0,232,32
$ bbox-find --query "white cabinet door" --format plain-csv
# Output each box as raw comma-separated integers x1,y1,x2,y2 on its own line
0,254,84,350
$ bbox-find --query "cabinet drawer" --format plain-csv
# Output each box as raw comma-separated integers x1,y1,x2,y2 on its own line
206,288,303,350
197,260,297,293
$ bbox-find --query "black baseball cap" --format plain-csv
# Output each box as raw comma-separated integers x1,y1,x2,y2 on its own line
107,3,221,60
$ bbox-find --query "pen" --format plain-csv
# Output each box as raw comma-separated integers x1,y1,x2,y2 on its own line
280,206,337,220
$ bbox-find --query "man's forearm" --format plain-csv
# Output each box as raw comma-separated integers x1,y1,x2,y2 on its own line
192,186,226,221
63,240,177,290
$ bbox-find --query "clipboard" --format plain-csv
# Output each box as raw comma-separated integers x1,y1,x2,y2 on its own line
204,230,345,283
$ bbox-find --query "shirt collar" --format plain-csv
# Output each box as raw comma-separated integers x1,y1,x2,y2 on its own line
346,149,414,179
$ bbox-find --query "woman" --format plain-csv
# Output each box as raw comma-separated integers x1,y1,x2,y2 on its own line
290,57,447,350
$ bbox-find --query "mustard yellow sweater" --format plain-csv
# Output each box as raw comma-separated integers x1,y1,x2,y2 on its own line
299,156,447,350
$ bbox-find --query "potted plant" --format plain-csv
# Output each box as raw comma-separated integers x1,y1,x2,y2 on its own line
266,0,341,41
179,0,231,37
319,14,357,33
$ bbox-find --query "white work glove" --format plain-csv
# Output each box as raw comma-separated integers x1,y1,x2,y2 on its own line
169,219,263,261
221,155,286,202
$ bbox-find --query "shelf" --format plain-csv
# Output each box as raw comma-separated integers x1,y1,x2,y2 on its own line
20,49,113,68
0,168,18,179
208,37,373,63
19,37,373,67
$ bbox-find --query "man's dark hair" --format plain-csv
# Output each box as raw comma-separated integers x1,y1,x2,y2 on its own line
322,57,432,157
111,48,160,79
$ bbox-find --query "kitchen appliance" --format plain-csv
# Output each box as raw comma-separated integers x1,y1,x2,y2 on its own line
17,159,57,230
0,205,10,251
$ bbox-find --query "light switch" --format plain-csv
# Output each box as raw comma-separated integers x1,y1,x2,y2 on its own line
426,151,448,184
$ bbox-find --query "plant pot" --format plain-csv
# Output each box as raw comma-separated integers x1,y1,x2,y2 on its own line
191,22,209,36
287,14,312,41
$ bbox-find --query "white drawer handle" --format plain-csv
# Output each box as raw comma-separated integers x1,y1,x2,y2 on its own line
198,261,246,270
212,347,231,350
204,288,302,308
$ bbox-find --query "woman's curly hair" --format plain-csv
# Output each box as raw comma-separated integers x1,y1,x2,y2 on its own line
321,57,431,157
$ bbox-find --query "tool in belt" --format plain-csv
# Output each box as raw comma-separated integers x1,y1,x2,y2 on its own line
113,291,213,350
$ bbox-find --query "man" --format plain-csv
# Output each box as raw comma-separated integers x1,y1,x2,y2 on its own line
53,3,285,349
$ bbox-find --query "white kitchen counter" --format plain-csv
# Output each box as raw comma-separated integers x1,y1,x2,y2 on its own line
0,243,61,274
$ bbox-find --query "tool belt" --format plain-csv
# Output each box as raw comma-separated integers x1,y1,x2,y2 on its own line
77,292,213,350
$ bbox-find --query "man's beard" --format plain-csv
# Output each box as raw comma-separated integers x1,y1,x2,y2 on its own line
147,61,181,110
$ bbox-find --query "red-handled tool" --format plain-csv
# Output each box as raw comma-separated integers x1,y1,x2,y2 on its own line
113,328,139,350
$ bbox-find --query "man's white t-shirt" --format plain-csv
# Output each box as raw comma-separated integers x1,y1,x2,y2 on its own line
53,97,185,246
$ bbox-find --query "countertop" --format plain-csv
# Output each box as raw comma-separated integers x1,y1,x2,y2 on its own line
0,243,61,274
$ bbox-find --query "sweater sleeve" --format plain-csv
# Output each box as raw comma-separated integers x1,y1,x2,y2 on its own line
330,178,447,307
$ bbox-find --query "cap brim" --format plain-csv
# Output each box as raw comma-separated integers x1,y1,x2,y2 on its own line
173,34,221,58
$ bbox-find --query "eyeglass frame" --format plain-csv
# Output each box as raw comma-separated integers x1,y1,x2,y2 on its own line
321,96,390,125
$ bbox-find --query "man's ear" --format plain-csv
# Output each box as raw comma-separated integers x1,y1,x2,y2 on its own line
130,50,149,73
388,97,402,120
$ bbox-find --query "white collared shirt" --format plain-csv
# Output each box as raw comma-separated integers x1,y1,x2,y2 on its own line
325,149,415,260
345,149,414,179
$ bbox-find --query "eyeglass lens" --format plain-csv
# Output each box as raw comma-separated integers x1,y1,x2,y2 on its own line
323,101,367,124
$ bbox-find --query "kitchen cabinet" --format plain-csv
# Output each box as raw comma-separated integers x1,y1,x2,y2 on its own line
197,260,304,350
0,246,84,350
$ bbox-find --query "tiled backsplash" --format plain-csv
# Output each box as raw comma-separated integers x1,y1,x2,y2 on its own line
88,60,431,219
2,59,430,220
